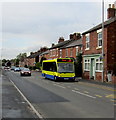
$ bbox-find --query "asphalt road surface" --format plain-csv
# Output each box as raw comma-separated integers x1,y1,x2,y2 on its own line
2,69,116,119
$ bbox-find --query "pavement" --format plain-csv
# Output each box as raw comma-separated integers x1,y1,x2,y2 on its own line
1,70,38,119
76,77,115,88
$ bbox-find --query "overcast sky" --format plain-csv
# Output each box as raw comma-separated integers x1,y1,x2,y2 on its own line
0,0,115,59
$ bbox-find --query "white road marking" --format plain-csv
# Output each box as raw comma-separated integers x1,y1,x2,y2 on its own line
74,88,79,90
9,78,43,119
72,90,96,99
84,91,89,93
53,84,66,89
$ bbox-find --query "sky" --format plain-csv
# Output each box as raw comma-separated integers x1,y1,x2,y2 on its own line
0,0,115,59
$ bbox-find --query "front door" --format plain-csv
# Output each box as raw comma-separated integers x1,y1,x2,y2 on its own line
90,58,95,80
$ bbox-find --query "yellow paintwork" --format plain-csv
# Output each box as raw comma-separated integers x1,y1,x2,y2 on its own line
42,58,75,78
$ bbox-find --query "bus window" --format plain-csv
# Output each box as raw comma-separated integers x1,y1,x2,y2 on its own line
43,62,57,72
58,63,74,73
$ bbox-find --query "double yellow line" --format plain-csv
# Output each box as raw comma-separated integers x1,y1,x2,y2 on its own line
78,82,115,91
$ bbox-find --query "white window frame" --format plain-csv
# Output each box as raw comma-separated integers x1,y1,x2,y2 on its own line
95,58,103,72
57,48,58,56
85,34,90,50
96,29,102,49
76,46,78,56
70,47,73,56
84,58,90,71
50,50,52,57
59,49,62,58
66,48,68,57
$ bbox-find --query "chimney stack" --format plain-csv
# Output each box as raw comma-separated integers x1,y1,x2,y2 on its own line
58,37,64,43
69,33,81,40
107,3,116,19
52,43,55,47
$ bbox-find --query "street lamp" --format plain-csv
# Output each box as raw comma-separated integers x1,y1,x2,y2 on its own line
102,0,104,82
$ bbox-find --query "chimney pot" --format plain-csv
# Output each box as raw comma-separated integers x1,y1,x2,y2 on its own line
112,4,115,8
58,37,64,43
107,4,116,19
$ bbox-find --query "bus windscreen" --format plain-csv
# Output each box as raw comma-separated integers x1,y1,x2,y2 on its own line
58,63,74,73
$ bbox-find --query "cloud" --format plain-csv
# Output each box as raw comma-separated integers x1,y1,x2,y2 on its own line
1,2,112,59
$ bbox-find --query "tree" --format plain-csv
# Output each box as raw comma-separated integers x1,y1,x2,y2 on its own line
75,53,82,77
35,62,41,69
2,59,7,66
40,57,47,65
17,53,27,62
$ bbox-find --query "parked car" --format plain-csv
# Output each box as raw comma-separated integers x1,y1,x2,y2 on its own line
14,67,21,72
10,66,16,70
20,68,31,76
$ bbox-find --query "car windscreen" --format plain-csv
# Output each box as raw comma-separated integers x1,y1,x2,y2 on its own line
23,68,30,71
58,63,74,73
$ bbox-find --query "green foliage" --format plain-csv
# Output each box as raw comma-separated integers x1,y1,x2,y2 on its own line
35,62,41,69
15,59,19,66
17,53,27,62
75,53,82,77
2,59,7,66
40,57,47,65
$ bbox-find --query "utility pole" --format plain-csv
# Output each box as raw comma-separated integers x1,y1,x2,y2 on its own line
102,0,104,82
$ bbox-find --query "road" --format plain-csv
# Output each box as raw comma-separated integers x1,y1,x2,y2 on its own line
2,69,115,119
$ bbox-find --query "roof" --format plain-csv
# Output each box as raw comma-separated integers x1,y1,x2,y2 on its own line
39,50,49,56
50,39,72,49
82,16,116,35
60,38,82,49
27,52,41,58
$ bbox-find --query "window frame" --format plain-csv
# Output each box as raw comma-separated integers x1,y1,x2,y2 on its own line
85,34,90,50
84,58,90,71
95,58,103,72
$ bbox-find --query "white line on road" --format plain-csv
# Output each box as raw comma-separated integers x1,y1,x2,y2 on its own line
53,84,66,89
9,78,44,119
72,90,96,99
74,88,79,90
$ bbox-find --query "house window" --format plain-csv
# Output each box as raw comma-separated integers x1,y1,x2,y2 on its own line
84,59,90,71
95,58,102,72
66,48,68,57
70,48,73,56
50,50,52,57
86,34,90,49
98,32,102,47
76,46,78,56
57,48,58,56
59,49,62,58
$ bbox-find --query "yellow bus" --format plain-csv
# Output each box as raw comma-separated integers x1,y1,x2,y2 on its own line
42,58,75,81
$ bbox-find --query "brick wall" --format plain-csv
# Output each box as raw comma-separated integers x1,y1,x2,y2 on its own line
107,21,116,71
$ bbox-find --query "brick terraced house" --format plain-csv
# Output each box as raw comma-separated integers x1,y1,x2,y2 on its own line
82,4,116,83
60,33,82,59
49,37,72,59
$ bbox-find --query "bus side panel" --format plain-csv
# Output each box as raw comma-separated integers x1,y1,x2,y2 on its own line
42,70,57,80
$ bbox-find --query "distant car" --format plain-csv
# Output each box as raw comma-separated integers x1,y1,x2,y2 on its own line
4,66,10,70
14,67,21,72
20,68,31,76
10,66,16,70
19,67,25,71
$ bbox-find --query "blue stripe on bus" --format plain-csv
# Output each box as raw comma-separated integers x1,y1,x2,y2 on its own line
42,73,75,80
